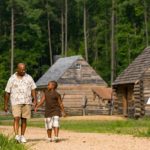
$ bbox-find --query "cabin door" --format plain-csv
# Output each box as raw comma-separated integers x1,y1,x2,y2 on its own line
123,87,128,117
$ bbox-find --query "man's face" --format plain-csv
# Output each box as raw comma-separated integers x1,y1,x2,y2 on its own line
17,64,26,76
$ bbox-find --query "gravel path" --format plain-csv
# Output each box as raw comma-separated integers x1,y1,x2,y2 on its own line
1,125,150,150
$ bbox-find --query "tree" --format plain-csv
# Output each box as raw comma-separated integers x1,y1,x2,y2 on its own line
111,0,115,84
64,0,68,56
11,0,15,75
83,0,88,62
46,0,53,66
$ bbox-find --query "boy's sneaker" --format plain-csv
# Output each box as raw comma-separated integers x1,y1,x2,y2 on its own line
15,135,21,143
54,137,59,143
20,135,27,143
47,137,52,142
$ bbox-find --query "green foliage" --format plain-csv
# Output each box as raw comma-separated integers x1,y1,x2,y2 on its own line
0,0,150,92
0,134,27,150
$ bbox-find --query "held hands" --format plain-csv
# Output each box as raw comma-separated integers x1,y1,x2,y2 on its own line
62,111,67,117
34,107,38,112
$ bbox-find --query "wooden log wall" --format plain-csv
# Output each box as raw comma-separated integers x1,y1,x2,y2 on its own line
112,87,118,115
133,81,142,118
142,68,150,116
113,84,134,117
58,85,110,116
36,85,111,116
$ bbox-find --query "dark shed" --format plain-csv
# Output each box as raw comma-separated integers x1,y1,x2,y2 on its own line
113,47,150,118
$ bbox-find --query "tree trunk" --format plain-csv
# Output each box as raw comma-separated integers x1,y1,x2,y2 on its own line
111,0,115,84
11,1,14,75
143,0,149,46
65,0,68,56
46,1,52,66
127,35,131,64
61,2,64,56
47,16,52,66
84,0,88,62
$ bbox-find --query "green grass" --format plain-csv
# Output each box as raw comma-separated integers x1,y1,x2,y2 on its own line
1,116,150,137
0,134,27,150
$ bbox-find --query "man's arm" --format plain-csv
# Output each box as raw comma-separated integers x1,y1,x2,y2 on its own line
31,89,37,107
4,92,10,112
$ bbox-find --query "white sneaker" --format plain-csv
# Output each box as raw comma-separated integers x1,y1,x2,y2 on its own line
15,135,21,143
20,135,27,143
54,137,59,143
47,137,52,142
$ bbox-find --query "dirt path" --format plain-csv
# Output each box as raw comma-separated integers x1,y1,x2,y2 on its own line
1,125,150,150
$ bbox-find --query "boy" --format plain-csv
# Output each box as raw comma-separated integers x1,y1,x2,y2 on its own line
35,81,66,142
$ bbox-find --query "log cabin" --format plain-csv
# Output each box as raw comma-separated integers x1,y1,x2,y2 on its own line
92,87,115,115
36,55,109,115
113,47,150,118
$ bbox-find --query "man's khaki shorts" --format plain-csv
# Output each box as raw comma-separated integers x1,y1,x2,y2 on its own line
12,104,31,119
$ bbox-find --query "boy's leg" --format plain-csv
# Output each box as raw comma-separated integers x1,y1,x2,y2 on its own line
53,127,59,137
53,116,60,142
45,118,53,142
47,129,52,138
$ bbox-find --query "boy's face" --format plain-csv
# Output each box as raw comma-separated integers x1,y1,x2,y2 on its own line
47,82,54,90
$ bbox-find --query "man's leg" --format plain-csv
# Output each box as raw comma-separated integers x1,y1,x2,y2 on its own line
20,118,27,143
21,118,27,135
13,117,20,135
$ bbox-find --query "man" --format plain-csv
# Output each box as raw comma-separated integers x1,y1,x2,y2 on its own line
4,63,37,143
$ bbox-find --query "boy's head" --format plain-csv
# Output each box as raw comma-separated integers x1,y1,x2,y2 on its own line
47,81,58,90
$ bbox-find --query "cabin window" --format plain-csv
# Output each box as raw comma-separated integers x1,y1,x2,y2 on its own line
75,63,81,70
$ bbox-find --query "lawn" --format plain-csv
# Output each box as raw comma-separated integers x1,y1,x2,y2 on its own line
1,115,150,137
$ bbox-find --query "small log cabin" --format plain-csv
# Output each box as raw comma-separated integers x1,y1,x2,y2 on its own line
36,55,108,116
92,87,115,115
113,47,150,118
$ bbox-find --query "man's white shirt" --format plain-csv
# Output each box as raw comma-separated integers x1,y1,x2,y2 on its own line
5,73,36,105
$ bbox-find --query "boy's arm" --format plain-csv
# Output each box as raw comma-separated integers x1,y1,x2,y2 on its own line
34,94,45,112
58,96,66,116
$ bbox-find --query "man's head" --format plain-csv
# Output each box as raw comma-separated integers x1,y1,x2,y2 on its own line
47,81,58,90
16,63,26,76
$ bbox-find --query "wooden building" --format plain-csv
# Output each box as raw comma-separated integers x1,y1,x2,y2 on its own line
113,47,150,118
92,87,115,115
36,55,109,115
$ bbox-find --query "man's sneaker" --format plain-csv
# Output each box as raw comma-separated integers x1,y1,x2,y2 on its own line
54,137,59,143
20,135,27,143
15,135,21,143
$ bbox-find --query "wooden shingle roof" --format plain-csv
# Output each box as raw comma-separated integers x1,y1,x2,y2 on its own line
92,87,113,100
113,47,150,85
36,55,107,88
36,56,82,87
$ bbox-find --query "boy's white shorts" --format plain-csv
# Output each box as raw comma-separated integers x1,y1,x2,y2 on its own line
45,116,60,129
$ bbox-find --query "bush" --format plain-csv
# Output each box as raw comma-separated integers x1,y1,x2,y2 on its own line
0,134,27,150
